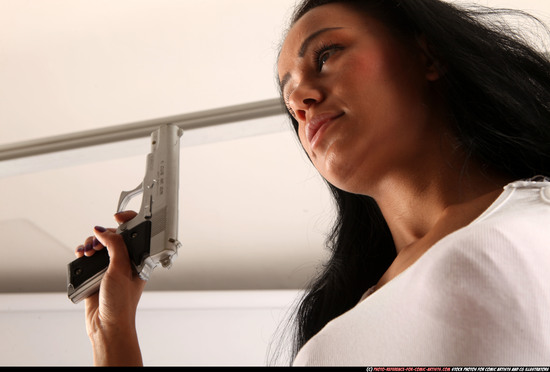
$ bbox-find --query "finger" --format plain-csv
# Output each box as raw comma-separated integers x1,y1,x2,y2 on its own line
92,237,103,251
92,230,115,250
75,245,85,258
83,236,96,257
76,228,116,258
114,210,138,225
73,236,95,257
93,226,132,274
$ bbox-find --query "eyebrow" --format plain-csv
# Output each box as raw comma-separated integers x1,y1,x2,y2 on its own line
279,27,344,92
299,27,343,57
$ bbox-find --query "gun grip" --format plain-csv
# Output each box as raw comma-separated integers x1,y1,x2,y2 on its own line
121,220,152,269
68,248,109,293
67,220,152,303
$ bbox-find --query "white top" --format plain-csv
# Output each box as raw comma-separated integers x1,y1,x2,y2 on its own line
293,179,550,366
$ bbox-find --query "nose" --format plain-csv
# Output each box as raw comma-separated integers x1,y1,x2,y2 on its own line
287,82,324,122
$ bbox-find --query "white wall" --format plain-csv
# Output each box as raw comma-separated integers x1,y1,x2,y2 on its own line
0,290,300,366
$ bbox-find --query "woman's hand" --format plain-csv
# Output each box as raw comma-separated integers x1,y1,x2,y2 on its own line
75,211,146,366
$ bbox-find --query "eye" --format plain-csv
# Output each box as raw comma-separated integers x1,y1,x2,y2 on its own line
313,43,343,71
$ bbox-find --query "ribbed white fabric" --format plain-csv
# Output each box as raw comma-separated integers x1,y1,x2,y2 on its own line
293,179,550,366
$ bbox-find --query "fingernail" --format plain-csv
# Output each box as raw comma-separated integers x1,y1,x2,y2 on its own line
94,226,107,233
92,237,100,248
84,243,93,252
76,245,84,253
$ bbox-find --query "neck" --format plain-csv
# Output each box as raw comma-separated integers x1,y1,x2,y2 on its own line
369,161,512,255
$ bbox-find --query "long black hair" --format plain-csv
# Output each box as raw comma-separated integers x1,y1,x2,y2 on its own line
276,0,550,363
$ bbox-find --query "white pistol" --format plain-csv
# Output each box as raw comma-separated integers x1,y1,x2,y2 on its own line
67,124,183,304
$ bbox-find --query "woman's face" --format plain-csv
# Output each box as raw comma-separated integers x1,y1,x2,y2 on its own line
278,3,444,195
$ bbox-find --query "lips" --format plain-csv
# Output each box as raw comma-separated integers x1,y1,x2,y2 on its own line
305,112,344,148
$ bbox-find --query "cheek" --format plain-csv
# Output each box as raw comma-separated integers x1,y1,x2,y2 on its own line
344,45,418,95
345,48,387,83
346,52,429,136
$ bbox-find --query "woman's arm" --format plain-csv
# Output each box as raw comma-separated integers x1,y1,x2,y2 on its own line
77,211,146,366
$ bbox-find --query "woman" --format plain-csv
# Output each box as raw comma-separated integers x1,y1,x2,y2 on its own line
77,0,550,366
276,0,550,365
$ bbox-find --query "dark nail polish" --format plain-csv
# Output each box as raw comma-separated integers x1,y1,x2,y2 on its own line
94,226,107,233
77,245,84,253
92,238,100,248
84,243,93,252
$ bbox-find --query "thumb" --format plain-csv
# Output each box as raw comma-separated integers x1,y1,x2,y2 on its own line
93,226,132,274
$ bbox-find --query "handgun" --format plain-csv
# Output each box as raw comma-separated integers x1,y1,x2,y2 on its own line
67,124,183,304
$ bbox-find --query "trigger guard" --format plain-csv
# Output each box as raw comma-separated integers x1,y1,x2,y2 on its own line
117,182,144,213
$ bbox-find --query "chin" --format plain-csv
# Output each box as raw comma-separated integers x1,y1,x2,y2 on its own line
322,161,362,194
319,154,379,196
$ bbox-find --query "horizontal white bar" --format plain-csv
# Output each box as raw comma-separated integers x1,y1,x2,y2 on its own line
0,98,285,161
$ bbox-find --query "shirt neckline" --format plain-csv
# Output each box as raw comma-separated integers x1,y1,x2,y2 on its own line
359,177,550,302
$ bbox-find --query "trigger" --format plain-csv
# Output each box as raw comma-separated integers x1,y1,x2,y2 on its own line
117,182,144,213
